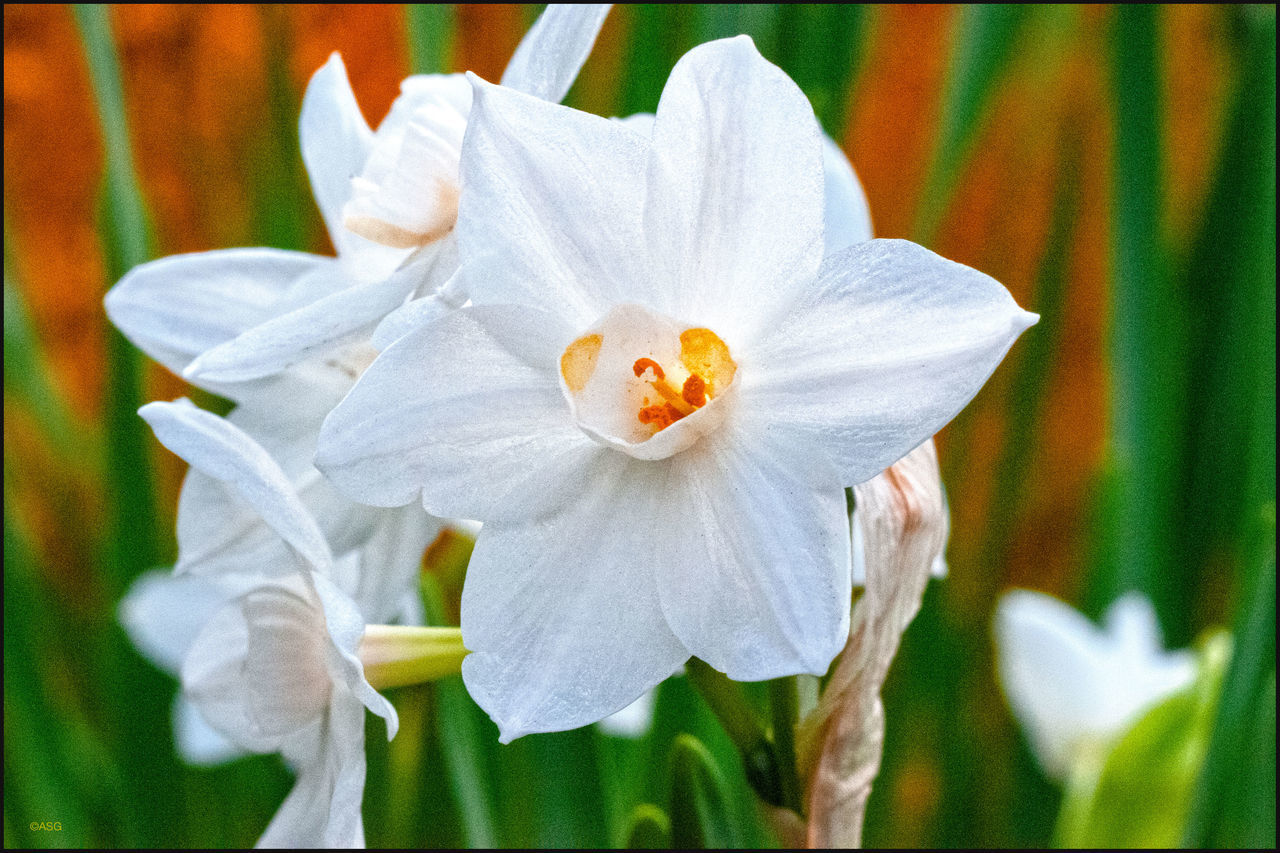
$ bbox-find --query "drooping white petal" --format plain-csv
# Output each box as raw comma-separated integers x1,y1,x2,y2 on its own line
821,134,874,253
994,590,1119,778
182,260,420,383
140,400,332,573
317,305,606,523
257,692,367,849
501,4,612,103
104,248,323,381
461,452,689,742
241,586,335,739
644,36,825,345
743,239,1038,487
652,422,851,680
456,76,649,326
311,572,398,738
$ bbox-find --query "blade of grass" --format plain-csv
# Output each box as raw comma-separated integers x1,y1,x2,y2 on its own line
1089,5,1185,630
71,4,162,590
1183,508,1277,846
420,574,498,848
253,6,308,252
405,4,456,74
774,4,867,138
914,4,1030,245
1177,6,1277,628
618,5,690,117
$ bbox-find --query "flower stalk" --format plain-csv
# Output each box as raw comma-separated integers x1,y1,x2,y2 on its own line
359,625,468,690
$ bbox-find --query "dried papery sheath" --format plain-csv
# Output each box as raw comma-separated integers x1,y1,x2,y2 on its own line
797,440,947,848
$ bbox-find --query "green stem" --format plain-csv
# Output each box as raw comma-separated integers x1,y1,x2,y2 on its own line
769,676,803,814
685,657,783,807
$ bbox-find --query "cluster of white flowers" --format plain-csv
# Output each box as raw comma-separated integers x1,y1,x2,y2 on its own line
109,5,1034,846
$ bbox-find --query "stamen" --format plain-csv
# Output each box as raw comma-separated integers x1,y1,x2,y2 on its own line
681,375,707,407
632,358,665,380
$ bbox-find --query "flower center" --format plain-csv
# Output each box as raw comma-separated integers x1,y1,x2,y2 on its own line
558,304,737,461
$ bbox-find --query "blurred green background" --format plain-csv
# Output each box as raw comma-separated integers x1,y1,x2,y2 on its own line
3,4,1274,848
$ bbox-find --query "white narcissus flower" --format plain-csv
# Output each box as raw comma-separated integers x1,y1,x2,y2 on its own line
103,7,613,617
994,590,1196,780
135,400,401,848
317,36,1036,741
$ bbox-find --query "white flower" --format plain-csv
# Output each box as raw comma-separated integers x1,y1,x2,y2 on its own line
317,36,1035,741
994,590,1197,780
135,400,401,847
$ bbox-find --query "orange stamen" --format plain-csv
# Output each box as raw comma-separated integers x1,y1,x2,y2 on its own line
633,358,665,380
681,374,707,407
638,404,676,429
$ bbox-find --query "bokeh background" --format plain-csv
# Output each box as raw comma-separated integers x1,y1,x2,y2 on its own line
4,4,1274,848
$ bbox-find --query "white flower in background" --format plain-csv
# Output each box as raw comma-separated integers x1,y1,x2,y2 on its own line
994,590,1196,780
318,36,1035,741
133,400,403,847
103,6,613,610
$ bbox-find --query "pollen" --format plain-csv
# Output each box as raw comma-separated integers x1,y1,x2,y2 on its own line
633,357,710,431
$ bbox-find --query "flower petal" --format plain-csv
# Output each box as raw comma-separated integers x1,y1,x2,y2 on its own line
140,400,332,573
311,572,398,738
455,75,649,326
298,54,373,258
257,693,367,849
183,259,419,383
343,74,470,251
651,423,851,680
173,695,244,766
105,248,323,381
317,305,606,523
118,570,244,674
994,590,1115,778
821,134,873,253
644,36,825,345
744,238,1038,487
460,452,689,741
500,4,612,103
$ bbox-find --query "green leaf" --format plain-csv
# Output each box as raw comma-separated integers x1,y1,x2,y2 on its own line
1055,632,1230,847
1184,508,1277,846
914,4,1030,244
669,734,739,849
624,803,671,849
71,4,163,594
774,4,867,138
406,4,455,75
1089,4,1186,631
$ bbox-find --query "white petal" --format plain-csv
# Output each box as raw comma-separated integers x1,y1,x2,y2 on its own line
597,687,658,738
644,36,825,345
183,259,419,383
821,134,873,254
1103,593,1196,726
653,424,851,680
105,248,322,381
182,593,283,753
140,400,332,573
344,74,470,251
744,239,1038,487
501,4,612,103
346,504,442,625
994,590,1114,778
369,291,454,351
298,54,373,257
257,693,368,848
317,305,606,523
456,75,649,326
311,572,398,739
118,570,242,674
461,452,689,742
173,694,245,766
